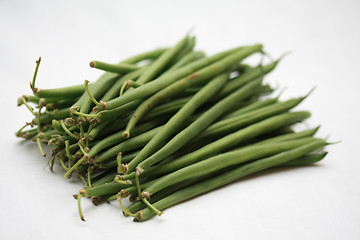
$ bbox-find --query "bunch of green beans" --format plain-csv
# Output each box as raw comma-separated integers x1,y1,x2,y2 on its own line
16,34,330,222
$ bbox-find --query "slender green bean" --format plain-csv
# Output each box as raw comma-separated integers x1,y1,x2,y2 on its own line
195,96,307,141
166,51,206,72
136,35,190,84
253,127,320,146
279,152,327,167
34,84,87,99
103,45,252,110
121,73,229,174
91,172,116,187
136,140,327,221
87,117,169,159
128,77,264,173
120,48,168,64
100,150,140,169
143,137,321,196
34,108,71,124
101,67,148,102
79,181,132,198
94,126,164,163
72,48,168,113
90,61,139,74
87,97,192,141
130,111,311,179
123,45,262,136
168,36,196,64
126,151,327,213
216,60,280,99
220,97,278,120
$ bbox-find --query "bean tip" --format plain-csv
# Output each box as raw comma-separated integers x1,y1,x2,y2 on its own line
89,61,96,68
122,131,130,139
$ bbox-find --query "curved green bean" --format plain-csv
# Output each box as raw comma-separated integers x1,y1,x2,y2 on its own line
131,111,311,179
122,73,229,173
103,45,252,110
129,77,264,173
123,45,262,136
136,35,190,84
136,140,327,221
90,61,139,74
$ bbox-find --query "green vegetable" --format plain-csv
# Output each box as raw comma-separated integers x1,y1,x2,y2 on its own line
15,34,331,222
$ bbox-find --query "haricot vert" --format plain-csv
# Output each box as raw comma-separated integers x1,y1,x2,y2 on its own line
15,33,333,222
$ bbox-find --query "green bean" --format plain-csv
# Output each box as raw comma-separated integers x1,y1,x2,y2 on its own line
128,151,327,214
34,108,71,124
136,140,327,221
220,97,278,120
169,36,196,62
87,97,192,141
101,67,148,102
132,111,310,179
141,97,191,122
279,152,327,167
121,73,229,174
136,35,190,84
166,51,206,72
79,74,121,113
123,45,262,136
34,84,87,99
159,116,314,168
89,61,139,74
124,72,229,139
93,100,142,121
72,48,168,113
17,95,40,106
253,127,320,146
100,150,140,169
87,54,208,139
216,60,280,99
45,98,78,111
87,117,169,159
129,77,264,174
195,96,306,141
120,48,168,64
143,137,321,196
103,45,251,110
79,181,132,198
94,126,164,163
91,171,116,186
120,80,143,96
126,175,209,214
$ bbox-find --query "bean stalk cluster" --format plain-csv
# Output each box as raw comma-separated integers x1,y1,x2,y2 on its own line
16,34,330,222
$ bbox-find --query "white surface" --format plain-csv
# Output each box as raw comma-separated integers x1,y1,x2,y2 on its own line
1,0,360,239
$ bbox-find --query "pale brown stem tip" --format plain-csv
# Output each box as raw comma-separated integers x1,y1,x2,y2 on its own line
122,163,129,174
122,131,130,139
89,61,96,68
140,192,151,200
79,189,88,198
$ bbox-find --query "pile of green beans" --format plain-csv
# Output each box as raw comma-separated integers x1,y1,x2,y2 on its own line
16,34,330,222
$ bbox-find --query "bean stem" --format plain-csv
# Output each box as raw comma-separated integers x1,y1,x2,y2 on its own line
30,57,41,92
90,61,139,74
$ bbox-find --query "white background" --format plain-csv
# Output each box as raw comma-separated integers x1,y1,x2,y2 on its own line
1,0,360,239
